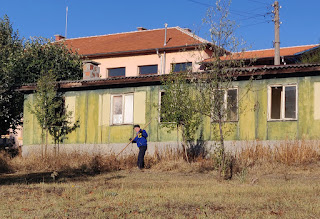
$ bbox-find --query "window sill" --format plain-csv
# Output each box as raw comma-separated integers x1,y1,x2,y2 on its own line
267,119,297,122
110,123,134,126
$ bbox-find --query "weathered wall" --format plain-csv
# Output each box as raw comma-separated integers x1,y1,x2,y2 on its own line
23,75,320,152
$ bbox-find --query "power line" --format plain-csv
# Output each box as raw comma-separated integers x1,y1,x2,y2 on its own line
186,0,271,21
238,20,271,28
248,0,271,6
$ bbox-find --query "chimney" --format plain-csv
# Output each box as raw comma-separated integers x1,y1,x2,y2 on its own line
82,60,101,80
54,34,65,41
137,27,147,31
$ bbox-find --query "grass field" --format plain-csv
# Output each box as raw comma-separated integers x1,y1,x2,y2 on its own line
1,163,320,219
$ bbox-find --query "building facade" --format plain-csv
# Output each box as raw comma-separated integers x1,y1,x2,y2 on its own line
21,64,320,156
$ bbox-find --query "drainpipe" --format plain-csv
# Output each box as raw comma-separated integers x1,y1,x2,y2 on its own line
163,23,168,74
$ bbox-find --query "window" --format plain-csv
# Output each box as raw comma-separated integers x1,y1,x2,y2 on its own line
212,88,238,122
172,62,192,73
108,67,125,77
111,93,133,125
268,85,297,120
139,65,158,75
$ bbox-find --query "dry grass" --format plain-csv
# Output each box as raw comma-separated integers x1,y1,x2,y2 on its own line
0,141,320,218
237,140,320,167
1,168,320,218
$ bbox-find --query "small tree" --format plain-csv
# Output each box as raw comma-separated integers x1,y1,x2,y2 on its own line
197,0,248,178
160,70,202,162
28,71,78,156
161,0,251,179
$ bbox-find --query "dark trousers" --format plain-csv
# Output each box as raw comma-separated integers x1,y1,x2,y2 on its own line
137,146,147,169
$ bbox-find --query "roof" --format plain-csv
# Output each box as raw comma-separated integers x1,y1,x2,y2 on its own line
20,64,320,92
59,27,209,58
203,44,319,62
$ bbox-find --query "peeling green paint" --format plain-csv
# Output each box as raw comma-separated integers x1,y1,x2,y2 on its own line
23,75,320,145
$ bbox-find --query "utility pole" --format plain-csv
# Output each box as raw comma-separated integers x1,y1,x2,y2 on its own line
273,1,280,65
65,6,68,39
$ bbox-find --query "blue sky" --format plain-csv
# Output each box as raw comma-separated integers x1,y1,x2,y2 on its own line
1,0,319,50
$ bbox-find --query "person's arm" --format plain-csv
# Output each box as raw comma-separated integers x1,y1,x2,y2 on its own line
129,137,137,143
142,130,148,138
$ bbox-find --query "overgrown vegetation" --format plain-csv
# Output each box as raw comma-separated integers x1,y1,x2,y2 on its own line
0,140,319,176
1,143,320,218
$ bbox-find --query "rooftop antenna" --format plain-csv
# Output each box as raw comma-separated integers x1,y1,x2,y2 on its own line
65,6,68,38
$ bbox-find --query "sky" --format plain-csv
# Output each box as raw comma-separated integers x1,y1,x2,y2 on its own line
1,0,320,50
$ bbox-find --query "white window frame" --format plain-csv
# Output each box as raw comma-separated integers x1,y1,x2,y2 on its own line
267,84,298,121
212,87,239,122
110,93,134,125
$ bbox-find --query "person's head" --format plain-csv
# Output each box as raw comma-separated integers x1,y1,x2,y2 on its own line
133,124,140,132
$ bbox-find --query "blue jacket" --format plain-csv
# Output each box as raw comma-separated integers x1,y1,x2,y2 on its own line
132,129,148,147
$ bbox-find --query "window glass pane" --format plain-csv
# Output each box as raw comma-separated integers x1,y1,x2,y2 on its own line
124,94,133,124
271,86,282,119
172,62,192,73
139,65,158,75
285,86,296,119
227,89,238,121
113,96,122,124
108,67,125,77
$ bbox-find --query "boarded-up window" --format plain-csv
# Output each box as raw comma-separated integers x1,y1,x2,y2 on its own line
269,85,297,120
111,94,133,125
65,96,76,124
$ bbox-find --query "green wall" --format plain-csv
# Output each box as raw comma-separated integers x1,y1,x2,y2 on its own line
23,75,320,145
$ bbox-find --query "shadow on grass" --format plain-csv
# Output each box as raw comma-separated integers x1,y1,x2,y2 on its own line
0,170,125,185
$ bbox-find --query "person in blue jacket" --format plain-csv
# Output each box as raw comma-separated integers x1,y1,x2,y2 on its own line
130,124,148,170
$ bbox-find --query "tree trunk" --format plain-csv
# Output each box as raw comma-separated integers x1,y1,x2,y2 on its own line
45,129,48,157
181,126,190,164
41,128,44,158
218,113,225,179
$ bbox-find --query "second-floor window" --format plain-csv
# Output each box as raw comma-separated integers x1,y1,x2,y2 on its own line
108,67,125,77
172,62,192,73
268,84,297,120
139,65,158,75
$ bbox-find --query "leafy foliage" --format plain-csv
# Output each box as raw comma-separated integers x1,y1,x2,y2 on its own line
301,47,320,64
0,15,24,133
0,14,83,134
18,37,83,83
160,71,202,143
